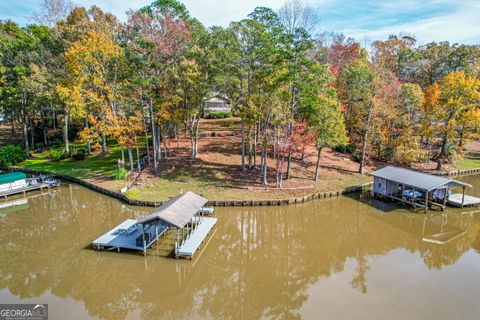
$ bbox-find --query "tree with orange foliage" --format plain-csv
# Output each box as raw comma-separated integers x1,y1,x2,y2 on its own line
57,30,125,155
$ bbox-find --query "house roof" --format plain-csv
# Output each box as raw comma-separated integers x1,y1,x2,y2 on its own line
370,166,471,191
206,95,230,103
137,191,208,228
0,172,27,184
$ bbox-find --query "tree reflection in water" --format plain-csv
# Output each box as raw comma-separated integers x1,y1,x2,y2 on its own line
0,180,479,319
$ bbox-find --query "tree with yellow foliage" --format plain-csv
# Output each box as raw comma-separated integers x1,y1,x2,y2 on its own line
435,71,480,170
57,30,125,155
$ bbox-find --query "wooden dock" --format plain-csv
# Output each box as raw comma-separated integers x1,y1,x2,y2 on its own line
448,194,480,207
177,217,217,259
0,183,51,199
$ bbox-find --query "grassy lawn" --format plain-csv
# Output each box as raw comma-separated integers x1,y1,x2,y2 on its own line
455,156,480,170
20,148,119,179
126,170,370,202
17,139,148,193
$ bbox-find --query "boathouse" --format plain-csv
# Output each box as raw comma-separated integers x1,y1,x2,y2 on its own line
371,166,472,211
93,192,216,258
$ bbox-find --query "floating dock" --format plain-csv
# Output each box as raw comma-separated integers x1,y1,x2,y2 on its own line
448,194,480,207
0,183,51,199
93,192,216,259
177,217,217,259
92,219,169,251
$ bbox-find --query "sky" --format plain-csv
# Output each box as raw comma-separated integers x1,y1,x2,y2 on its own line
0,0,479,45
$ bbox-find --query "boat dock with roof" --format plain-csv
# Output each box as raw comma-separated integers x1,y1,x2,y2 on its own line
371,166,477,212
0,172,59,199
93,191,216,259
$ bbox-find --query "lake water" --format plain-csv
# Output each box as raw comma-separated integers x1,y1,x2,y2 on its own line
0,175,479,319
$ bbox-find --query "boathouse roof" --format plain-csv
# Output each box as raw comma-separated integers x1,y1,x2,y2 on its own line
370,166,471,191
137,191,207,228
0,172,27,184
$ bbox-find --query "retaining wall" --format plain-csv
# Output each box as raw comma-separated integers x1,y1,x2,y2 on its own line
5,166,479,208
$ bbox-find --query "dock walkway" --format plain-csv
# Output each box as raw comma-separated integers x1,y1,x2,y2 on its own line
177,217,217,259
448,194,480,207
0,183,50,199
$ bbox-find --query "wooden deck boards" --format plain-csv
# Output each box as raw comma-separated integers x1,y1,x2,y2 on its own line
177,217,217,258
448,194,480,207
0,183,50,198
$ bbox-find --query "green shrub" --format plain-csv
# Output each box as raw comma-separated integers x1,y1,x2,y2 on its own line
334,144,346,153
353,152,362,163
0,144,27,166
346,144,356,154
73,148,87,160
205,111,232,119
33,143,45,152
114,167,127,180
49,141,63,149
48,150,71,162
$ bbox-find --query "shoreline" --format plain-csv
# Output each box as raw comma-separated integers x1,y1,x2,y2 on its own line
4,166,480,208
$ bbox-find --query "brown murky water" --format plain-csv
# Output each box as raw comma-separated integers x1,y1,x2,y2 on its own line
0,176,479,320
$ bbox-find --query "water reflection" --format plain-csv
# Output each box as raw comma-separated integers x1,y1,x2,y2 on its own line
0,179,479,319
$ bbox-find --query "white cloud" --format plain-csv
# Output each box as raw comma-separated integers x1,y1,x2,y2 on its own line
341,1,480,45
74,0,328,26
75,0,289,25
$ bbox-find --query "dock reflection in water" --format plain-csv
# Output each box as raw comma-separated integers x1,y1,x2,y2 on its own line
0,178,479,320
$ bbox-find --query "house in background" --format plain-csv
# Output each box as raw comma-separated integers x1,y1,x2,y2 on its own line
204,95,231,116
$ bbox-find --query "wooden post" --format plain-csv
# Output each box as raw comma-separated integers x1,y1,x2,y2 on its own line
442,189,448,211
142,223,146,256
462,187,465,208
424,191,429,213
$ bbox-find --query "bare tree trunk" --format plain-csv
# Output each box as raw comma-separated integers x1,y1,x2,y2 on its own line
241,118,246,171
144,117,150,165
30,119,34,149
286,146,292,179
101,134,107,156
42,110,48,146
279,155,285,188
84,117,91,154
275,152,280,188
163,125,168,159
315,146,323,181
136,143,141,170
22,112,29,152
127,147,134,171
359,101,373,174
262,144,268,185
156,125,162,161
248,125,252,169
63,109,69,153
121,147,125,165
262,120,269,185
52,108,56,131
176,124,180,149
436,134,448,171
253,121,257,169
148,97,157,172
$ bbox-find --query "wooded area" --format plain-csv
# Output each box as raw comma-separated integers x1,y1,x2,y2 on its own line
1,0,480,189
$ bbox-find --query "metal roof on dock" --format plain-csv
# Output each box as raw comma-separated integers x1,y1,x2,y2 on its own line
370,166,471,191
137,191,207,228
